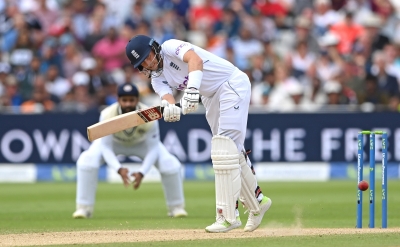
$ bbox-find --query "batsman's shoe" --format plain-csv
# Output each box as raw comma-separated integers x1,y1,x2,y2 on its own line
205,216,241,233
72,205,93,219
244,196,272,232
168,207,188,218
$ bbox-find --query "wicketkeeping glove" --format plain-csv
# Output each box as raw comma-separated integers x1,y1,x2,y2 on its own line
161,100,181,122
180,88,200,115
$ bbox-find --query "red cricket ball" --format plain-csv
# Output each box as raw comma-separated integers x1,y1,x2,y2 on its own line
358,180,369,191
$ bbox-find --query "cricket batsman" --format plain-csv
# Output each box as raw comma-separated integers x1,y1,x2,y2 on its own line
73,83,187,219
125,35,272,233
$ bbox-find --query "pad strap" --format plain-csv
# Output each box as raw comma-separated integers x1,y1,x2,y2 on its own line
239,152,260,213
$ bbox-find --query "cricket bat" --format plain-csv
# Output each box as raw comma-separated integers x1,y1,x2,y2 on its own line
87,103,180,142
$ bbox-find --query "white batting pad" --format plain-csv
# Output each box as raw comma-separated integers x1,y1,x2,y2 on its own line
211,135,241,223
239,152,260,213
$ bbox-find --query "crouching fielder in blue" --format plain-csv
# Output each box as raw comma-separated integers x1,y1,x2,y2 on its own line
125,35,272,233
73,83,187,219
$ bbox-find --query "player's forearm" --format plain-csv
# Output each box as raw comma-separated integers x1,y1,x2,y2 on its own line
184,51,203,72
184,52,203,89
162,94,176,104
187,56,203,73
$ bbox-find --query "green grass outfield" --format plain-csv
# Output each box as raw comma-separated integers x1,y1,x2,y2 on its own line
1,181,400,246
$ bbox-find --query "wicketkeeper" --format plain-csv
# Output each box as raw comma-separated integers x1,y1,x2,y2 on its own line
73,83,187,219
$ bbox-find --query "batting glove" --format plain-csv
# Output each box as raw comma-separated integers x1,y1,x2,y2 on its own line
180,88,200,115
161,100,181,122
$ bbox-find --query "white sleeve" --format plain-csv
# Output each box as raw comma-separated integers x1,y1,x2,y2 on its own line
152,74,173,98
162,39,194,61
100,134,122,172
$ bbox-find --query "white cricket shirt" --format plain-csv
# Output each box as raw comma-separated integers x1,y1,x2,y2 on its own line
152,39,238,98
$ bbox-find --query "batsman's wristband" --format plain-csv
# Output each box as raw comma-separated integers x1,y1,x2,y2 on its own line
187,70,203,89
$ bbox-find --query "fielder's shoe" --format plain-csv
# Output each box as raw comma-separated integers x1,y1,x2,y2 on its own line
72,205,93,219
168,206,188,218
244,196,272,232
205,216,241,233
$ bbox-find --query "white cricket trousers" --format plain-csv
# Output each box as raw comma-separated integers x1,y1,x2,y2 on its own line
75,139,184,209
201,68,251,152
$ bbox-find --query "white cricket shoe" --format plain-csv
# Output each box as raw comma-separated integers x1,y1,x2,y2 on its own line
168,206,188,218
244,196,272,232
205,216,241,233
72,205,93,219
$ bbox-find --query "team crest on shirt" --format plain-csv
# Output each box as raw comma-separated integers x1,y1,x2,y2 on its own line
169,62,180,71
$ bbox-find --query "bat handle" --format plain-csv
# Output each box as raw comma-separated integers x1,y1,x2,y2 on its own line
161,102,181,114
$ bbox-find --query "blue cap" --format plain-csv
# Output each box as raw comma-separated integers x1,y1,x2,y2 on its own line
117,83,139,97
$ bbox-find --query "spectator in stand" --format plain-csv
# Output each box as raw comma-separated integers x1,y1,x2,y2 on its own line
92,27,128,72
294,16,320,54
301,65,328,106
278,82,318,112
315,32,344,82
291,0,314,16
213,8,240,39
0,75,23,111
261,39,280,75
189,0,222,31
32,0,59,35
61,38,83,80
9,27,35,68
57,70,94,113
80,56,109,98
368,50,399,96
285,41,316,80
124,1,147,30
388,94,400,112
361,13,390,59
228,26,264,71
67,0,90,41
44,65,71,101
341,52,365,94
357,74,390,106
70,71,97,111
330,11,365,55
83,15,105,52
19,56,41,101
150,13,176,44
253,0,287,18
371,0,393,18
268,63,302,111
2,11,28,53
321,80,345,107
312,0,341,37
0,63,11,98
39,37,64,77
251,70,275,107
20,75,55,114
383,43,400,82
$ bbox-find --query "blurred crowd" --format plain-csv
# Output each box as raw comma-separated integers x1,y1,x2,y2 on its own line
1,0,400,113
